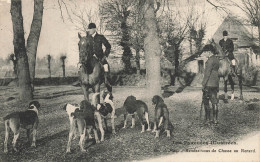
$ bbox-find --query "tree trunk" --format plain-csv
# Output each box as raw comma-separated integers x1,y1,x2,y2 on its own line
258,23,260,49
189,36,193,55
143,0,161,97
11,0,33,101
168,69,175,86
121,17,132,73
135,49,141,74
11,58,18,79
48,60,51,78
62,63,65,78
27,0,44,86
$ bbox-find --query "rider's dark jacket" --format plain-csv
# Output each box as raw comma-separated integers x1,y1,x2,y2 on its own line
92,33,111,62
219,38,235,60
202,55,220,88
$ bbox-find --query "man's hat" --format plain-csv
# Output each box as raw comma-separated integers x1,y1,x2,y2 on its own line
203,44,216,54
223,30,228,36
88,23,96,29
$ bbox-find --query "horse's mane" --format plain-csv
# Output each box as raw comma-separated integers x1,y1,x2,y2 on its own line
210,39,225,56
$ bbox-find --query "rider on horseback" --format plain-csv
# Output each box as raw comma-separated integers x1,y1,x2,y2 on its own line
87,23,112,86
219,30,236,76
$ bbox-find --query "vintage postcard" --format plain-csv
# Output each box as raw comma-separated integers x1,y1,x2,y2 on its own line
0,0,259,161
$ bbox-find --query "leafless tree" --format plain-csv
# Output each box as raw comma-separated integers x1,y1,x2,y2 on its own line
60,55,67,78
9,0,44,100
100,0,136,73
47,54,52,78
57,0,103,33
128,2,145,74
142,0,162,96
159,10,189,86
10,0,32,100
27,0,44,90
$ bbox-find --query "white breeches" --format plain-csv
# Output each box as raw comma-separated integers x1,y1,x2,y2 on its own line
231,59,236,65
104,64,108,72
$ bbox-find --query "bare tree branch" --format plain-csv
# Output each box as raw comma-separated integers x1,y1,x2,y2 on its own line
57,0,65,22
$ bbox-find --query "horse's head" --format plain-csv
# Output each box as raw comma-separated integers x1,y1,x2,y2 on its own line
78,32,93,63
208,39,225,56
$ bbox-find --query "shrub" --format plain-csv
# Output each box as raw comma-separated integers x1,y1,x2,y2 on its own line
243,65,259,86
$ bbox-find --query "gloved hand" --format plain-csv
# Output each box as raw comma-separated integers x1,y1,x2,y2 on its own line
77,62,82,68
101,56,107,62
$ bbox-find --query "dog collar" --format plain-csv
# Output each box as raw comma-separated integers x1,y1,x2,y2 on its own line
28,106,39,115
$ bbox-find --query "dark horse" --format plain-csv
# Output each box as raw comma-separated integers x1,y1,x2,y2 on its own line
78,33,112,102
210,39,243,101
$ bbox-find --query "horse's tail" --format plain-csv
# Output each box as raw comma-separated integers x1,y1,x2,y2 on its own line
91,92,100,106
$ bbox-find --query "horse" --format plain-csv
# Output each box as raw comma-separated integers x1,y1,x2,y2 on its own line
209,39,243,101
78,32,112,102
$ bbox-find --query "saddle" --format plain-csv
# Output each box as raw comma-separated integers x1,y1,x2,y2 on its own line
81,56,103,75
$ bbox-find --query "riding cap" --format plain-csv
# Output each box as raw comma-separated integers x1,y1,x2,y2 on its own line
203,44,217,55
88,23,96,29
223,30,228,36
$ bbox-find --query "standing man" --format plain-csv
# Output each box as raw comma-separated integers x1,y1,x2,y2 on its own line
219,30,236,75
87,23,112,86
202,44,220,124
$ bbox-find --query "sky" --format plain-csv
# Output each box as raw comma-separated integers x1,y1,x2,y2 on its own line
0,0,246,66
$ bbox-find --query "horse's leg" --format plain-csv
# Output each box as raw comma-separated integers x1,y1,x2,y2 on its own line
94,84,100,104
203,95,210,124
238,74,243,100
105,63,112,92
215,104,219,124
81,84,89,101
224,77,228,101
228,75,235,100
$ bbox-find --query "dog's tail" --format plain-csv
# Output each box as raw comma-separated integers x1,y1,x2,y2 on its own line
91,92,100,106
3,114,12,121
4,119,10,142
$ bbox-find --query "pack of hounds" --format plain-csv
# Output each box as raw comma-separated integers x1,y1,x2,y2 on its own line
3,92,173,153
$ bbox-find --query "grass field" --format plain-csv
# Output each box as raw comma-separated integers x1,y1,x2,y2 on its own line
0,85,259,162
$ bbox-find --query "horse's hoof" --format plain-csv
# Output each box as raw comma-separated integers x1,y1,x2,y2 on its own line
81,149,87,152
66,149,71,153
147,128,151,131
4,149,8,153
231,94,235,100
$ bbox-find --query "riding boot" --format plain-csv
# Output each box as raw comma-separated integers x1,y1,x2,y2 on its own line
231,65,236,77
212,104,216,123
204,104,210,124
104,72,111,87
215,105,219,124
